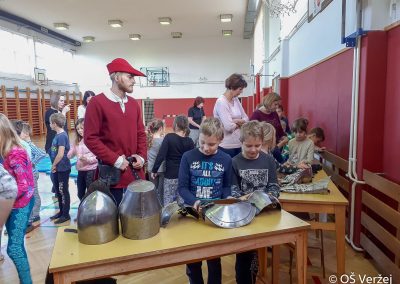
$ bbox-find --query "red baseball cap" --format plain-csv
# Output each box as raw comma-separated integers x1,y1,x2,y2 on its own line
106,58,146,77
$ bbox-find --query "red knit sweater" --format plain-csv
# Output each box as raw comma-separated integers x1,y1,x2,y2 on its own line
84,93,147,188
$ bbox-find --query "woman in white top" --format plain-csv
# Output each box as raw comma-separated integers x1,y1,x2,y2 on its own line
213,73,249,157
77,91,95,119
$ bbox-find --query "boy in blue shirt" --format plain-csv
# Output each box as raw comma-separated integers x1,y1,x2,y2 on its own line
178,117,232,284
49,113,71,224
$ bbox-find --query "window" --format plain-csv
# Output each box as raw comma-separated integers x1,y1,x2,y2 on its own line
280,0,308,38
253,6,265,74
35,41,75,82
0,29,34,76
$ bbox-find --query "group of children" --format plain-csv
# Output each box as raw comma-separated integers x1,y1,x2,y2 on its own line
145,107,325,284
0,96,325,284
0,112,97,283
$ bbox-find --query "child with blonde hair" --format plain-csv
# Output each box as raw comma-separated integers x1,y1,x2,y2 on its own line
146,118,166,205
178,117,232,284
0,113,34,283
232,120,280,284
260,122,276,154
21,122,47,232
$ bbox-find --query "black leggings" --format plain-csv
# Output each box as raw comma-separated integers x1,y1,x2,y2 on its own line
77,170,95,200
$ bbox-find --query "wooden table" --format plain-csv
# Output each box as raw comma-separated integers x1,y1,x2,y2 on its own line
49,210,310,284
279,170,349,276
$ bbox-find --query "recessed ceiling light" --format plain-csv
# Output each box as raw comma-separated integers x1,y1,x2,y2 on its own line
220,14,233,23
171,32,182,38
82,36,95,43
159,17,172,25
129,34,141,40
54,23,69,30
108,20,123,28
222,30,233,36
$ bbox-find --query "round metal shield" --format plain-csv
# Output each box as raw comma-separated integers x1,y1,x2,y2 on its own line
205,201,256,228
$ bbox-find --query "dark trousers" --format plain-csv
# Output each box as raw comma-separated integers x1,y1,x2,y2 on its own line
218,146,241,158
77,170,95,200
110,188,126,206
186,258,221,284
54,170,71,218
236,251,258,284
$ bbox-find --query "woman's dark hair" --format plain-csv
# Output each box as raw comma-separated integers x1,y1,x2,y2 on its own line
291,117,309,133
193,96,204,107
82,91,95,107
225,73,248,90
74,118,84,145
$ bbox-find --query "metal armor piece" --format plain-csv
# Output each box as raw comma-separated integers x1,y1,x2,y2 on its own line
247,190,281,215
119,180,162,239
205,201,256,229
77,191,119,245
161,201,180,227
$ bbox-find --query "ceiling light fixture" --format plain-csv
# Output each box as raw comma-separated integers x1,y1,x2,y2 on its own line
159,17,172,25
108,20,123,28
220,14,233,23
53,23,69,30
222,30,233,36
82,36,95,43
129,34,141,40
171,32,182,38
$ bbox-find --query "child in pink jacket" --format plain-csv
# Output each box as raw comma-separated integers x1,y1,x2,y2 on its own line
67,118,97,200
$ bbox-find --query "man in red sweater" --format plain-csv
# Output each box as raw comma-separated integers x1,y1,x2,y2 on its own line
84,58,147,205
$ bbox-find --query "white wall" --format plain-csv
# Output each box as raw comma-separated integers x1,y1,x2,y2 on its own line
258,0,400,88
75,37,252,99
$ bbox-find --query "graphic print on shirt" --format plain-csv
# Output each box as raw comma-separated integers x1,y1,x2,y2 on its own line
238,169,269,195
190,161,225,199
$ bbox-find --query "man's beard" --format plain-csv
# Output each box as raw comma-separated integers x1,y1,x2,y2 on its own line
118,83,133,93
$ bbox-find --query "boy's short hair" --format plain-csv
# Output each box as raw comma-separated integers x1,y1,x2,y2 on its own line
291,117,309,133
10,119,24,135
22,122,32,136
309,127,325,142
200,117,224,140
50,113,66,128
240,120,263,142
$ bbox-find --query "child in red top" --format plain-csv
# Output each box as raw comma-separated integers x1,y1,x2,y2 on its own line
0,113,34,284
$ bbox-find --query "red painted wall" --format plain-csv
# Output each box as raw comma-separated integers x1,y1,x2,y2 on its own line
286,49,354,158
383,26,400,183
153,98,217,127
357,31,387,176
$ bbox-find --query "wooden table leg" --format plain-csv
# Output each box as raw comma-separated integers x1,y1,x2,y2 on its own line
258,247,267,282
53,272,65,284
296,231,307,284
335,205,346,276
272,245,280,284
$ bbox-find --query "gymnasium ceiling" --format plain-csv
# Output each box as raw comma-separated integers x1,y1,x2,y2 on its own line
0,0,248,42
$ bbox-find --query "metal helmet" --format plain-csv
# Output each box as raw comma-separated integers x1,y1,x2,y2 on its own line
77,191,119,245
247,190,281,215
205,201,256,228
119,180,162,239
